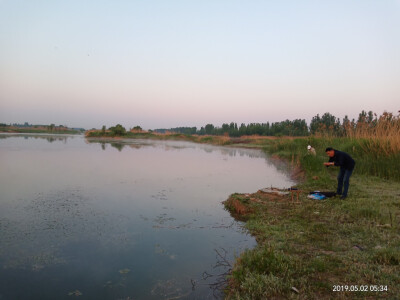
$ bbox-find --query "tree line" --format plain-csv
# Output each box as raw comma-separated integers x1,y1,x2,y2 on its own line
89,110,393,138
155,119,308,137
196,119,308,137
155,110,384,137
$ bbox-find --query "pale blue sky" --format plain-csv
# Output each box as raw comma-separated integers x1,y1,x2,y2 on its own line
1,0,399,129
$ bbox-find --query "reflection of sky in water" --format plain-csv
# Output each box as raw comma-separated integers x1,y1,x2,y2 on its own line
0,134,294,299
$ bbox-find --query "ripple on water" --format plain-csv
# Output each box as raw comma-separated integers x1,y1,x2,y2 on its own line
0,188,137,270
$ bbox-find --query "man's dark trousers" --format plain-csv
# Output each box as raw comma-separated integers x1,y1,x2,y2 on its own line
337,167,353,197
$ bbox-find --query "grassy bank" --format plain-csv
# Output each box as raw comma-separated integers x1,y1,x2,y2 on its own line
224,137,400,299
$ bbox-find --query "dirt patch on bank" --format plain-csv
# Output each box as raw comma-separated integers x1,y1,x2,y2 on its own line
223,188,295,220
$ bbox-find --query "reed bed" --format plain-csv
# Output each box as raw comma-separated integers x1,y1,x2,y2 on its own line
346,111,400,156
226,121,400,299
265,137,399,181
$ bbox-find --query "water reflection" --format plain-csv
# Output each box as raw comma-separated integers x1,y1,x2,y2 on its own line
0,135,294,299
0,133,73,143
1,187,136,271
86,137,268,159
110,142,125,151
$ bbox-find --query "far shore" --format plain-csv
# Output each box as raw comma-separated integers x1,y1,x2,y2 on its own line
0,126,82,135
84,130,304,149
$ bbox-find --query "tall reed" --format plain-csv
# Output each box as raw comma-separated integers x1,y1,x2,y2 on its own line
345,111,400,156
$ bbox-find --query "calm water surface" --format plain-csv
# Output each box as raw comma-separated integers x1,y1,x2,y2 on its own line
0,134,294,299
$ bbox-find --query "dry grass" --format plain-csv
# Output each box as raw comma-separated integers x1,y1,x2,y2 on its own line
345,111,400,156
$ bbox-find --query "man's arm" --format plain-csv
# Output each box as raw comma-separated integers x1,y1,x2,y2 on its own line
324,156,335,167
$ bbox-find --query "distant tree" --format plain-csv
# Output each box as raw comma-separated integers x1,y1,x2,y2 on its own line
101,125,106,135
290,119,308,136
239,123,247,136
109,124,126,136
367,111,374,123
48,124,55,132
169,127,196,134
357,110,367,124
355,110,377,135
357,110,375,125
153,129,167,134
310,113,340,136
132,126,142,131
221,123,230,135
196,119,309,137
341,115,351,136
204,124,214,135
310,114,321,134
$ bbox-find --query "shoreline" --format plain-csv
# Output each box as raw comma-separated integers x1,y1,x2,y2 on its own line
222,138,399,299
88,134,400,299
24,132,399,298
0,129,82,135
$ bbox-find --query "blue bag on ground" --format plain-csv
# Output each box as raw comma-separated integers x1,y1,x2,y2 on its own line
307,193,326,200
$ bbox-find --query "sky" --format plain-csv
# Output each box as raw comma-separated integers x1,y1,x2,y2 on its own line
0,0,399,130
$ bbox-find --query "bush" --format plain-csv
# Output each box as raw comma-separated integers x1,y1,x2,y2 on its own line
109,124,126,136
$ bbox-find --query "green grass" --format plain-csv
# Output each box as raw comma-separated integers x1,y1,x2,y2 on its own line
263,136,400,181
224,137,400,299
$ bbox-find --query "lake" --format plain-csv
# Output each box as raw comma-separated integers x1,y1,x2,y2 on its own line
0,134,294,299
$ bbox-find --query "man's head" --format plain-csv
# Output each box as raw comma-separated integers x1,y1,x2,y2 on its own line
325,147,335,157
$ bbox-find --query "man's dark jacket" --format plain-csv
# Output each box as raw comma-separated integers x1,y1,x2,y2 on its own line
328,150,355,170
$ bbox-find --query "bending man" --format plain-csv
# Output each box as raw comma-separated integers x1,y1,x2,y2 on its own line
324,147,355,200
